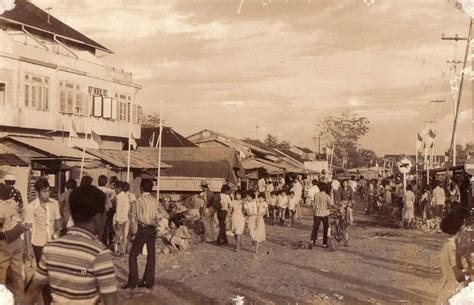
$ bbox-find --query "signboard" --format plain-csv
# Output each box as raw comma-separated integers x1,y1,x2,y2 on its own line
464,158,474,175
304,161,328,173
397,156,413,174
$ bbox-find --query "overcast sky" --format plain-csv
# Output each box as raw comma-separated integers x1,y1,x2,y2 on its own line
32,0,472,155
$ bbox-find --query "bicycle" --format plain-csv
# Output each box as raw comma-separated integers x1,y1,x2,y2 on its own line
327,204,349,251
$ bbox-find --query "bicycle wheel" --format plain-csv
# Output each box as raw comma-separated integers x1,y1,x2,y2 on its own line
328,225,338,251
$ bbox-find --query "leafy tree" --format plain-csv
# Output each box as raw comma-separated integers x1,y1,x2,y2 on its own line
264,134,279,148
315,111,370,168
140,112,164,128
446,143,474,164
275,140,291,150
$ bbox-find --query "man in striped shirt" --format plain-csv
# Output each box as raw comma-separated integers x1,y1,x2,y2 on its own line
309,183,334,249
24,185,118,305
123,180,159,290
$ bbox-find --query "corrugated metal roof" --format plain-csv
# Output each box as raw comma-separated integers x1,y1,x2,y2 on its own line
86,149,170,169
0,1,111,53
241,158,285,174
6,135,96,160
0,154,28,166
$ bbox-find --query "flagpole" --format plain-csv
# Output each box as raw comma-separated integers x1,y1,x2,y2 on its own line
126,103,132,183
80,96,93,181
156,100,164,200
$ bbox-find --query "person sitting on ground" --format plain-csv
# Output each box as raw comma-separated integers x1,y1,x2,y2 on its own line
24,185,118,305
437,205,469,305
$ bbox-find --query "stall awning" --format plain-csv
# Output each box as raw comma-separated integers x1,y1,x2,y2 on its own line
6,135,96,160
242,158,286,174
85,149,171,169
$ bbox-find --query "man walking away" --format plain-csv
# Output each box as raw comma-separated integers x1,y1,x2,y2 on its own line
58,178,77,234
309,183,333,249
24,185,118,305
432,181,446,219
216,184,232,245
123,180,159,290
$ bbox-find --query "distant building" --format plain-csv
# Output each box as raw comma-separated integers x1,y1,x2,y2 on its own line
138,127,197,148
0,1,142,150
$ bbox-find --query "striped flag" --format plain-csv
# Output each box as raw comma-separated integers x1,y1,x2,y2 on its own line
130,133,137,150
91,130,103,146
70,120,78,138
149,131,155,147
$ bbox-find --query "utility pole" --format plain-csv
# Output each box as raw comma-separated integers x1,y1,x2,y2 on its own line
441,18,472,167
442,33,467,166
45,7,52,24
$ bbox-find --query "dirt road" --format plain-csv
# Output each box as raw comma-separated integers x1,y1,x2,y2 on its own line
115,207,444,304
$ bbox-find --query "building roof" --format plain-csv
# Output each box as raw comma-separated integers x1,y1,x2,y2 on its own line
138,127,197,148
4,135,96,160
0,154,28,166
295,146,314,154
85,149,170,169
188,129,275,156
241,158,285,174
0,1,111,53
138,147,242,183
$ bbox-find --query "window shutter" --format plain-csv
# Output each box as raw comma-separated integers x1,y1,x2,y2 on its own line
102,97,112,118
111,99,118,120
93,96,103,117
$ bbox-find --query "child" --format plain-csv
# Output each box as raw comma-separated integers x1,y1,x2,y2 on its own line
278,191,289,227
288,191,298,227
268,191,278,225
245,192,268,254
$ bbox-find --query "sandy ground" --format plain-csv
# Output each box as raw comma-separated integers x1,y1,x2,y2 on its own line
114,205,445,305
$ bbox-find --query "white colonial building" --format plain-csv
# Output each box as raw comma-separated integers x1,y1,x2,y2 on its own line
0,0,142,150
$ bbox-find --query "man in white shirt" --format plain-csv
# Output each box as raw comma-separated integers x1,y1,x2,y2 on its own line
431,182,446,219
24,178,61,305
113,181,130,255
331,178,341,203
216,185,232,245
307,180,320,204
258,177,266,195
348,176,358,193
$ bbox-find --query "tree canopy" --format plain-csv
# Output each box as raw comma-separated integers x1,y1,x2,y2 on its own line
316,112,372,168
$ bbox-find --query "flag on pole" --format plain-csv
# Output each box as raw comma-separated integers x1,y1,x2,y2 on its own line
149,132,155,147
70,121,78,138
130,133,137,150
91,130,103,146
428,129,436,139
416,132,423,152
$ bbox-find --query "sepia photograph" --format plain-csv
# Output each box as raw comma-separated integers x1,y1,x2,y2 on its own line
0,0,473,304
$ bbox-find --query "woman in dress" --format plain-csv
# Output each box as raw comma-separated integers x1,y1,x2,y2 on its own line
403,184,415,227
229,190,245,251
244,191,269,254
437,205,468,305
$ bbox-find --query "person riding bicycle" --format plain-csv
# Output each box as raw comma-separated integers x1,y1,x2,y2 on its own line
339,180,354,225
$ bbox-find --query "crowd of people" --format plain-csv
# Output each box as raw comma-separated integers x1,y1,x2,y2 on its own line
0,168,471,304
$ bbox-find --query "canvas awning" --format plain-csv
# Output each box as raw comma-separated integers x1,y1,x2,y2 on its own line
85,149,170,169
242,158,285,174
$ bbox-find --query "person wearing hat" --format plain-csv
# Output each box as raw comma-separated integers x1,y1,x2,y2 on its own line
4,174,23,210
200,180,217,243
